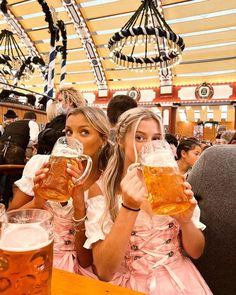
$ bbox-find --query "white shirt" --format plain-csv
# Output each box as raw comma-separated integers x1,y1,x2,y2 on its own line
28,120,40,146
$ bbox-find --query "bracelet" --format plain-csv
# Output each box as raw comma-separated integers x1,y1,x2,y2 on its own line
72,215,87,223
121,203,140,212
72,215,87,227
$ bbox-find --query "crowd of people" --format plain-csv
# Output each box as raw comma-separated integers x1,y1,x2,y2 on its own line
0,88,235,295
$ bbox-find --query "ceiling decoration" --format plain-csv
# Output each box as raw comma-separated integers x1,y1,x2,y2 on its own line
108,0,185,70
63,0,108,94
0,0,46,86
0,0,235,96
37,0,61,98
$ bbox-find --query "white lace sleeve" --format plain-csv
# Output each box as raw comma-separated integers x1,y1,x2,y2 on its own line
191,204,206,231
84,195,113,249
14,155,50,196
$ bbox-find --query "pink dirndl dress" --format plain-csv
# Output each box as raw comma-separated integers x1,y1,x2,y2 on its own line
85,196,213,295
45,200,96,278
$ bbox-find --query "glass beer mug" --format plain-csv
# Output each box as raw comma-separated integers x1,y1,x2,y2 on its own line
129,140,191,215
35,136,92,202
0,208,54,295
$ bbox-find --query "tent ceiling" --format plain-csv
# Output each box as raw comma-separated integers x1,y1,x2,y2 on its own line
0,0,235,96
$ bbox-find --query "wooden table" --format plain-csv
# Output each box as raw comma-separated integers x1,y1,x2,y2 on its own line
0,164,25,175
51,268,145,295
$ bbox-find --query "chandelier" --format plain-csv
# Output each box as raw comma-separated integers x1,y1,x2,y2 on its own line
108,0,185,70
0,29,44,84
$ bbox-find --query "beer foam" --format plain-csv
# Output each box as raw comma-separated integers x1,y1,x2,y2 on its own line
142,151,177,167
0,224,51,252
52,148,80,157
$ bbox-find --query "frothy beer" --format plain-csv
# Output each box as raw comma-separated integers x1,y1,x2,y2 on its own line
35,154,78,202
142,153,191,215
0,224,53,295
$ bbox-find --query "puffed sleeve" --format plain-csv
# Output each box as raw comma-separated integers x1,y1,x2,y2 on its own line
84,195,113,249
191,204,206,231
14,154,50,196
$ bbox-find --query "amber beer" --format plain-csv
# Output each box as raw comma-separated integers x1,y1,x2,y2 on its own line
139,140,191,215
35,136,92,202
35,155,77,202
0,224,53,295
143,165,191,215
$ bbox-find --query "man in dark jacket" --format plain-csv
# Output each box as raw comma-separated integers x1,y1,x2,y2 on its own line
0,111,39,164
188,145,236,295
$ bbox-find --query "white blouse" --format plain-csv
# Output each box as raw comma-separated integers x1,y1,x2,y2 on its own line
15,154,50,196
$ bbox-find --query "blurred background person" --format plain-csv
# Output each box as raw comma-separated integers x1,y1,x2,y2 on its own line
228,132,236,144
0,110,18,135
176,138,202,176
200,140,212,152
188,145,236,295
165,133,178,158
220,130,236,144
107,94,137,142
37,87,86,155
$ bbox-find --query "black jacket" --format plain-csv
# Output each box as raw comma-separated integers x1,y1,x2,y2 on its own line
37,114,66,154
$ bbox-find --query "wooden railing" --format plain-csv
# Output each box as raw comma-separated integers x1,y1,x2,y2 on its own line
0,102,47,125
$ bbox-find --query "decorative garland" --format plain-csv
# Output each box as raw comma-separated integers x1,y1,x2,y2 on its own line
37,0,60,98
16,56,46,83
56,20,67,85
56,20,67,60
37,0,59,46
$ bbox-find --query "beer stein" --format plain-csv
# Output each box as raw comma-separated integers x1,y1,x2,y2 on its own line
129,140,191,215
35,136,92,202
0,209,54,295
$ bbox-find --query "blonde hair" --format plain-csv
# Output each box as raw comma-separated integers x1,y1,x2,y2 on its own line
57,87,86,108
67,106,112,171
46,101,58,122
103,107,164,221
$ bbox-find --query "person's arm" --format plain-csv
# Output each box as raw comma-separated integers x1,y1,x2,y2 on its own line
91,169,146,281
73,186,93,268
28,120,39,146
172,182,205,259
180,219,205,259
8,186,33,210
67,160,93,268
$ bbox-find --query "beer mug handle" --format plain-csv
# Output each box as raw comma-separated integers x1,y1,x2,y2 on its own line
127,162,143,172
75,155,93,185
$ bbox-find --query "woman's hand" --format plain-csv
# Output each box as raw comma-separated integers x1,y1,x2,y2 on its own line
67,158,86,211
121,168,146,210
171,181,196,225
66,158,84,186
32,162,49,208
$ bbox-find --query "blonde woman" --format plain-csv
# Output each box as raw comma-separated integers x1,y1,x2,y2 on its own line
84,108,212,294
9,107,112,275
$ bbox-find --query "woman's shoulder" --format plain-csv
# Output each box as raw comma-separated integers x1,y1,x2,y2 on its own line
88,182,103,199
